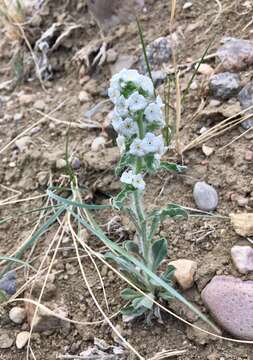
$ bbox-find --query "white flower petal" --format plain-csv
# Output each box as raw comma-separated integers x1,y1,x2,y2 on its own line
127,91,147,113
120,169,134,185
115,95,128,117
116,135,126,154
129,138,146,157
139,75,154,96
120,117,138,137
132,174,145,190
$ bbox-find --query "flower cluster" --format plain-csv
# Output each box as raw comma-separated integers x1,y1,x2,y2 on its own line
108,69,166,190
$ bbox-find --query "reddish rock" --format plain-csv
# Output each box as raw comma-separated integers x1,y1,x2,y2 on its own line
201,276,253,340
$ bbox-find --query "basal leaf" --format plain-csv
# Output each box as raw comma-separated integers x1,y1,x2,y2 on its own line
124,241,140,256
121,288,142,300
160,204,188,220
160,161,187,173
132,293,154,310
151,238,168,271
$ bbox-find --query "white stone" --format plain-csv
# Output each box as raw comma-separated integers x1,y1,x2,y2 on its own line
231,245,253,274
16,332,29,349
91,136,106,152
230,213,253,237
9,307,26,324
78,91,90,103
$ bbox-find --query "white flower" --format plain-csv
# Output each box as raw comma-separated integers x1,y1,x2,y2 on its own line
156,95,165,108
108,83,121,104
115,95,128,117
120,169,134,185
129,138,146,157
120,117,138,137
127,91,147,112
156,135,166,155
142,132,160,153
116,135,126,154
120,69,140,85
132,174,146,190
144,102,163,123
139,75,154,96
111,112,123,132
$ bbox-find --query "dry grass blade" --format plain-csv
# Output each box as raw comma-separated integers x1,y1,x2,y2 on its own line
205,0,222,34
219,126,253,150
148,349,187,360
183,106,253,152
0,193,46,207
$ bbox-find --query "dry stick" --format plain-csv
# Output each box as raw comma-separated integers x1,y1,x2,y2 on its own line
0,194,46,207
0,99,68,155
149,350,187,360
34,109,101,129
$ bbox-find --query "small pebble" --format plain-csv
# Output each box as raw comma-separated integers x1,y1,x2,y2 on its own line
78,91,90,103
202,144,214,157
0,332,14,349
0,271,16,295
245,150,253,161
183,2,193,10
16,331,29,349
34,100,46,110
9,307,26,324
56,159,67,169
91,136,106,152
168,259,197,289
14,113,23,122
231,245,253,274
197,63,213,76
106,49,118,63
193,181,219,211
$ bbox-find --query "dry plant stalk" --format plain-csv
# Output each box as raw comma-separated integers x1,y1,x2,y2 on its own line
0,0,26,40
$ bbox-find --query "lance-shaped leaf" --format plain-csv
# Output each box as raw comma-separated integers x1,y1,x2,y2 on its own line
151,238,168,271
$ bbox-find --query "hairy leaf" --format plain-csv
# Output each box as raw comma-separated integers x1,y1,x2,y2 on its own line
151,238,168,271
160,161,187,173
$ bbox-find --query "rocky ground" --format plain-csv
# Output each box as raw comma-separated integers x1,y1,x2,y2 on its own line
0,0,253,359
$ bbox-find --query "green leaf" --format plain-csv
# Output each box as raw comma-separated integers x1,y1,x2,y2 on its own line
132,293,154,310
112,185,135,210
160,161,187,173
160,204,188,220
144,154,160,173
115,153,135,176
124,241,140,256
121,305,146,317
121,288,142,300
151,238,168,271
161,264,176,283
159,291,174,301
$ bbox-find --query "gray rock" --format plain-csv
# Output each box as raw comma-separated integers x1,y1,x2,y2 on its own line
217,37,253,71
0,332,14,349
140,36,172,72
0,271,16,295
209,72,240,100
231,246,253,274
238,81,253,129
201,276,253,340
193,181,218,211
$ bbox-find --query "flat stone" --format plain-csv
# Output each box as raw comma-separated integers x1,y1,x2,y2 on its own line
217,37,253,71
201,276,253,340
230,213,253,237
209,72,240,100
168,259,197,290
202,144,214,157
16,331,29,349
78,91,90,103
193,181,218,211
238,81,253,129
9,307,26,324
91,136,106,152
231,245,253,274
0,332,14,349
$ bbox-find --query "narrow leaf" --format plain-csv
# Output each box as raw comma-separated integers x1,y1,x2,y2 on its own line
160,161,187,173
